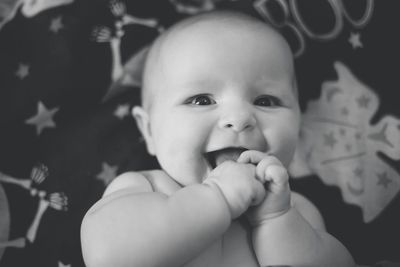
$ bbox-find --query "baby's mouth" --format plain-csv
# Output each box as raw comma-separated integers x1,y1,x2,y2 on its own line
205,147,248,169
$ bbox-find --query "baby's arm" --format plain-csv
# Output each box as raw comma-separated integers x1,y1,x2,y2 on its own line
81,172,230,267
81,164,264,267
240,151,355,267
252,194,355,267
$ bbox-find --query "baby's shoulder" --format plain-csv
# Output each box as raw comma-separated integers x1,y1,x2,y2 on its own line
103,169,179,197
86,170,168,215
102,171,153,197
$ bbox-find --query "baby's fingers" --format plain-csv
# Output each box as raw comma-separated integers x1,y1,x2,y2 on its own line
255,155,283,182
237,150,266,165
264,165,289,186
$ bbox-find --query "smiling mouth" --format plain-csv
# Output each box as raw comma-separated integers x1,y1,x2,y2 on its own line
205,147,248,169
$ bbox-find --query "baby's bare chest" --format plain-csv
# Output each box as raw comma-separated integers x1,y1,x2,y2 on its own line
144,171,260,267
183,221,259,267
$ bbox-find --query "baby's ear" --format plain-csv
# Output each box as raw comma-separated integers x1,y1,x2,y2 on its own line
132,106,155,155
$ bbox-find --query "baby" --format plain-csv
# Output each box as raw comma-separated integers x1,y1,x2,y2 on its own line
81,10,355,267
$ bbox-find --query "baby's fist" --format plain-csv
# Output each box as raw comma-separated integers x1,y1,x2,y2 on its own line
238,151,291,225
203,160,265,219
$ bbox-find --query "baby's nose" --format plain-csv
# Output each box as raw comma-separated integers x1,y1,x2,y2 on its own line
218,108,256,132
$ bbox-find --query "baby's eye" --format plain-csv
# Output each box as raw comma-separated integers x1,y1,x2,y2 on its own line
186,94,216,106
254,95,282,107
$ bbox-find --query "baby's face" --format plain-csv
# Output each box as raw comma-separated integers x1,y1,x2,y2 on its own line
141,21,300,185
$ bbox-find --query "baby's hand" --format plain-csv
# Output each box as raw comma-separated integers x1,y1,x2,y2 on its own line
203,160,265,220
237,150,291,226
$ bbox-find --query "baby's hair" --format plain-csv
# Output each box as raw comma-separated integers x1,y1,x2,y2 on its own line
141,10,296,110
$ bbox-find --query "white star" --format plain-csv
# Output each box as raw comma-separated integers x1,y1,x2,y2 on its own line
50,16,63,33
25,101,59,135
348,32,363,49
114,104,130,119
15,63,30,79
96,162,118,185
58,261,71,267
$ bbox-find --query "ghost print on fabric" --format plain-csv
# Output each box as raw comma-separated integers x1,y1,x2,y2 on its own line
290,62,400,222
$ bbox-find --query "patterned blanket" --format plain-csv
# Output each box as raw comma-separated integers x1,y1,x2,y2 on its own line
0,0,399,266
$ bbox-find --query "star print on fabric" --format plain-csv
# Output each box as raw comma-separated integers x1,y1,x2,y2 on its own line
323,131,337,148
348,32,363,49
25,101,59,135
357,94,371,108
15,63,30,79
377,172,392,188
114,104,130,119
96,162,118,186
341,107,349,116
49,16,64,33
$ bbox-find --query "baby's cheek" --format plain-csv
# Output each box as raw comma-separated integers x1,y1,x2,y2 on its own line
274,134,298,167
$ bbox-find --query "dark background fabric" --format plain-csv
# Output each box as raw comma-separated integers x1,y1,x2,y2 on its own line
0,0,399,266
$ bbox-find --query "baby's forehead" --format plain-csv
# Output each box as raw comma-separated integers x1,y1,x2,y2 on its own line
142,11,294,109
146,12,288,73
161,13,280,49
